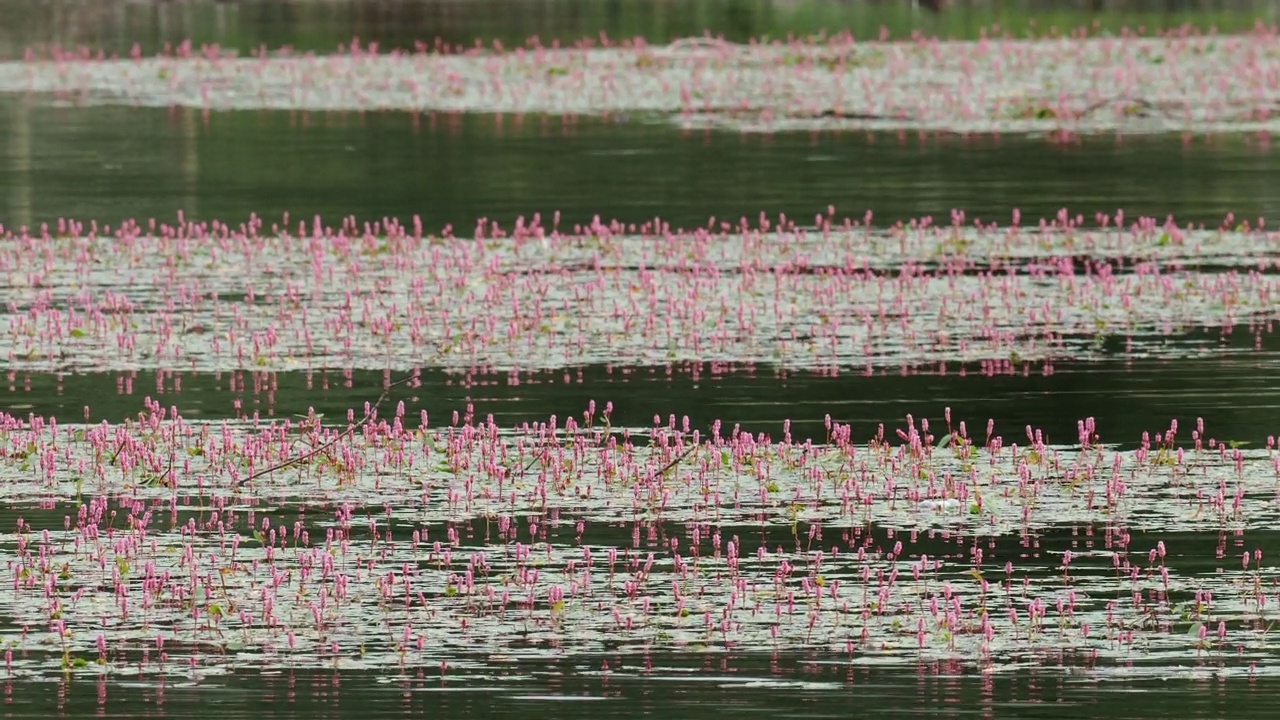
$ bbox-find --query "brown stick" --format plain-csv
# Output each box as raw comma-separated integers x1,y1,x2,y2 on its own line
644,442,698,483
515,429,698,484
1074,95,1168,120
234,373,414,488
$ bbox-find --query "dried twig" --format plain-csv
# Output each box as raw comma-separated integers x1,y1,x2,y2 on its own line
644,442,698,483
513,425,698,484
233,373,414,487
1075,95,1168,120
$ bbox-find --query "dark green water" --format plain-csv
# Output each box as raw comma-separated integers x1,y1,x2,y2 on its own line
8,348,1280,450
4,101,1280,233
18,659,1280,719
4,1,1280,717
4,0,1278,58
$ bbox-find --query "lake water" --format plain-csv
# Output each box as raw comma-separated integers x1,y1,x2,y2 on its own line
3,1,1280,718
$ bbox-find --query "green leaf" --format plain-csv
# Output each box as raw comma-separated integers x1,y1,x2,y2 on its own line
69,328,86,338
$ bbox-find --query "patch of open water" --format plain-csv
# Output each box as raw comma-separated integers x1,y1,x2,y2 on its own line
5,345,1280,445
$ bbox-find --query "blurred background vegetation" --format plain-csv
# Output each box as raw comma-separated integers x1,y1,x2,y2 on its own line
2,0,1279,58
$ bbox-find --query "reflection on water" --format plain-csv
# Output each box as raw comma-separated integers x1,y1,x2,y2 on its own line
7,649,1280,718
1,100,1279,230
6,344,1280,446
6,98,30,229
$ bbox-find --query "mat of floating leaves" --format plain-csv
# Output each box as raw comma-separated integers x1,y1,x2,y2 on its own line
1,211,1277,374
0,404,1275,679
4,32,1280,134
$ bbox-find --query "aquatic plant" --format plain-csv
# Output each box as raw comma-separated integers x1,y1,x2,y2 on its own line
5,26,1280,134
0,402,1274,681
0,210,1275,376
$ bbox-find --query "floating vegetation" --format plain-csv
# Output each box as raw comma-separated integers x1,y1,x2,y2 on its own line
0,403,1274,681
5,30,1280,135
0,211,1277,375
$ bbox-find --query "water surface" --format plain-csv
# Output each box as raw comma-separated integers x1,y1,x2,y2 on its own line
3,102,1279,231
2,1,1280,718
